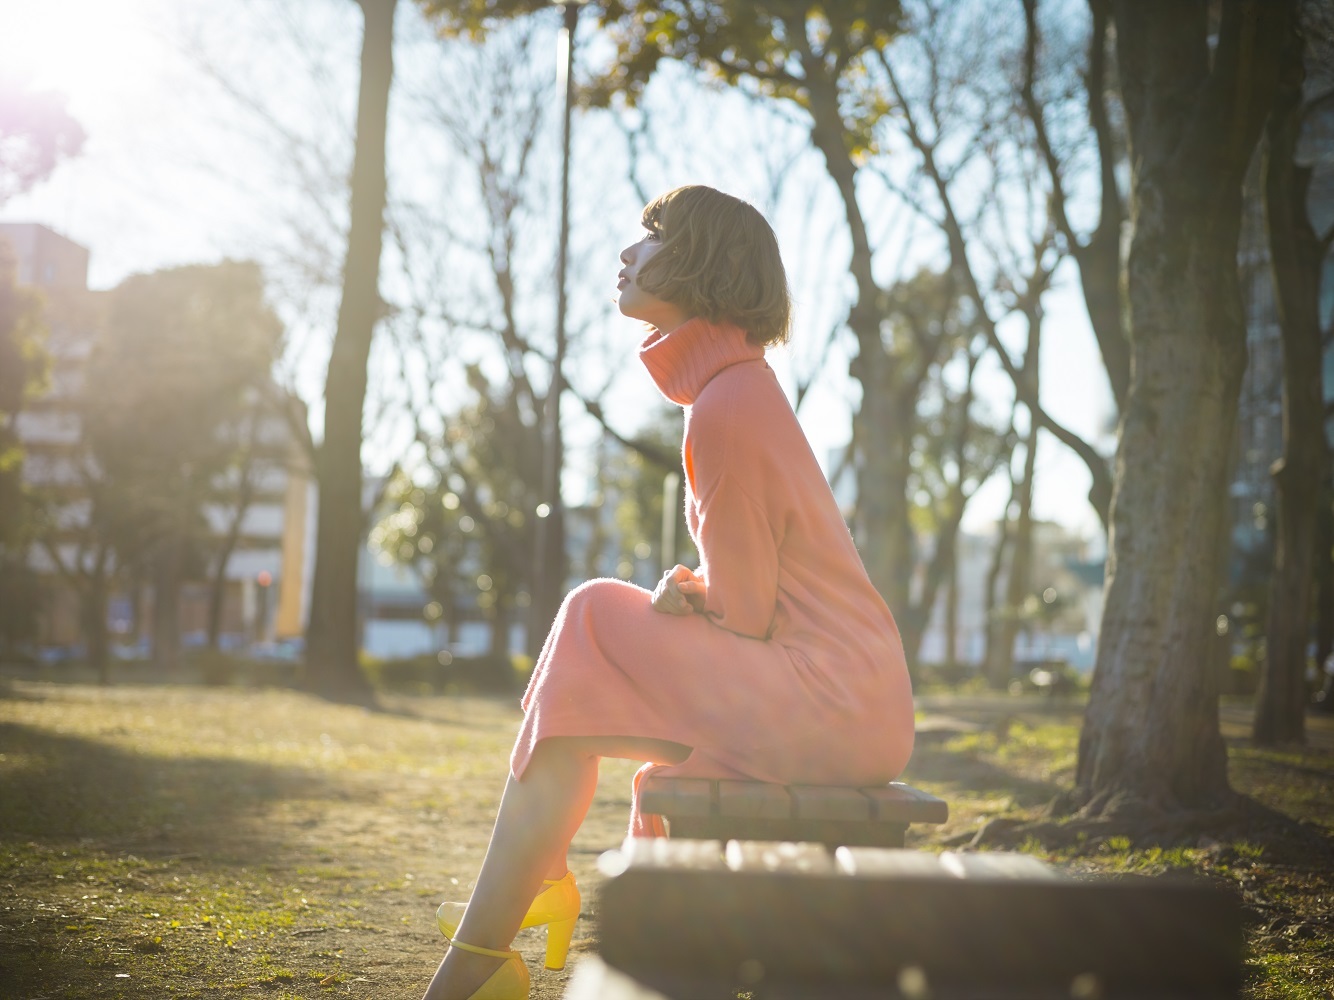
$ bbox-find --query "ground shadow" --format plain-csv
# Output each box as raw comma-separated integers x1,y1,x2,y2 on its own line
902,733,1069,810
0,720,347,863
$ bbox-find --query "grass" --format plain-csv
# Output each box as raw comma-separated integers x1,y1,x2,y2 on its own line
1,680,1331,998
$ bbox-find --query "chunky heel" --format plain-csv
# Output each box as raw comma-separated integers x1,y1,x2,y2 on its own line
544,916,576,970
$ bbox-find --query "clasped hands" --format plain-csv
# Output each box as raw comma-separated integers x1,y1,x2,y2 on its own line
652,564,707,616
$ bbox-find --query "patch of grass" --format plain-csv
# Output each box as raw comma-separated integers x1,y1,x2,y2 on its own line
1248,952,1334,999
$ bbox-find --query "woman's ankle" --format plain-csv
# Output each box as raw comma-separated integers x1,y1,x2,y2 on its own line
423,947,507,1000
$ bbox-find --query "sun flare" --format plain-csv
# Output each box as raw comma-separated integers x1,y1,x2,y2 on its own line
0,0,164,114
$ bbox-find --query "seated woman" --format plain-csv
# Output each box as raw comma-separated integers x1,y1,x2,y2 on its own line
422,185,915,1000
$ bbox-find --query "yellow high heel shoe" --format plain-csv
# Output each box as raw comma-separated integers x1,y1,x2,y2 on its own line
445,937,529,1000
437,872,580,971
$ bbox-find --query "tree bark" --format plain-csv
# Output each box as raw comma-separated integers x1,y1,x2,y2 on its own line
987,424,1038,689
1254,42,1323,746
1075,1,1292,816
804,68,916,618
304,0,396,704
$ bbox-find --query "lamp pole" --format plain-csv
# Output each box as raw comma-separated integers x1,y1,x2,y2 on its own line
533,0,580,654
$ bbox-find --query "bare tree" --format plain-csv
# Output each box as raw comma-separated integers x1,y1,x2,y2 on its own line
304,0,397,704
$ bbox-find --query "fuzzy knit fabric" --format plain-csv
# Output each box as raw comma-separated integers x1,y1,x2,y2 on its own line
511,317,915,836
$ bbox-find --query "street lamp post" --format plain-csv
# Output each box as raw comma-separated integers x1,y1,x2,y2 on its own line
532,0,581,653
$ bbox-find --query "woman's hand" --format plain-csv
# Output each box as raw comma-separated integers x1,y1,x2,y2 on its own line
652,565,707,616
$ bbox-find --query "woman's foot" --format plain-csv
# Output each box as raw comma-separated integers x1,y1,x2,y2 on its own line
423,942,528,1000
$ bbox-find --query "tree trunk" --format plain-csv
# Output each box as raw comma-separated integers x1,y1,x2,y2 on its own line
83,564,111,686
805,68,914,617
1074,0,1292,818
304,0,396,704
151,535,182,675
853,354,916,617
1315,488,1334,712
1254,57,1323,746
208,434,256,650
986,426,1037,689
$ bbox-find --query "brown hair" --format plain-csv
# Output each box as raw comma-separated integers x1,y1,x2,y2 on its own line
636,185,792,347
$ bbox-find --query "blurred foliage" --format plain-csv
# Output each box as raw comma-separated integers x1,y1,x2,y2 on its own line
0,75,85,207
0,237,50,653
374,364,543,650
418,1,904,150
25,261,284,670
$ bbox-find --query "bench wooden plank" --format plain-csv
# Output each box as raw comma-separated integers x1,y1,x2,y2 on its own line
724,840,834,874
639,775,947,848
861,782,950,824
716,779,792,819
836,847,1061,881
789,785,870,822
639,776,714,818
612,836,726,872
597,843,1244,999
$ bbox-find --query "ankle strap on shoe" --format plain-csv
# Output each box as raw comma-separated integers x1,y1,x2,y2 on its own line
448,937,518,960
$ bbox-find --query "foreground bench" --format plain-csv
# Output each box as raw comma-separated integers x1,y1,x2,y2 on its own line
640,775,948,847
568,838,1244,1000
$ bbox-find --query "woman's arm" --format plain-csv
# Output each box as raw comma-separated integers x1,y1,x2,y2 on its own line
693,476,781,639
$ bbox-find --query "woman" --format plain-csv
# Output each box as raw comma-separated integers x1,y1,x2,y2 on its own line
423,185,915,1000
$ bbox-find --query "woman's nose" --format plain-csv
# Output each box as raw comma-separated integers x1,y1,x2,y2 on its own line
620,245,634,265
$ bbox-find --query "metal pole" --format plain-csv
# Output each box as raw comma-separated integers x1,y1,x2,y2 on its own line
532,1,578,651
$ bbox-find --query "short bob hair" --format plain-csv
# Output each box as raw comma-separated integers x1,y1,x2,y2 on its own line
636,185,792,347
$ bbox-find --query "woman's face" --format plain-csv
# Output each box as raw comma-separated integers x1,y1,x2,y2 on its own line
618,229,688,330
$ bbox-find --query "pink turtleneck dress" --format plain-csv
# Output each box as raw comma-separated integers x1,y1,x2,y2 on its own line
512,318,915,836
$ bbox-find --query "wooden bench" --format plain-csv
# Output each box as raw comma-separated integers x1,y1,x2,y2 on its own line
640,775,949,848
568,838,1245,1000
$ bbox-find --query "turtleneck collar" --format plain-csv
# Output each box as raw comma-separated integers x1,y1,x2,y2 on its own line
639,317,766,406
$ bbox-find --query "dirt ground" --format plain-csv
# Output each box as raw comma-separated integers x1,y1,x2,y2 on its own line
1,680,1331,999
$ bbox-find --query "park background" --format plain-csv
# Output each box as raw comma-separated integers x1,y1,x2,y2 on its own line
2,0,1334,997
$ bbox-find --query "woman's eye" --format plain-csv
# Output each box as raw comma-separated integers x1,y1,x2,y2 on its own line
644,230,661,242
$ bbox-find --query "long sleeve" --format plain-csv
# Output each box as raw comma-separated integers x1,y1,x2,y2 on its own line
694,475,781,639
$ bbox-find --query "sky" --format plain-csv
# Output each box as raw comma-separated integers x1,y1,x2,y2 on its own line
0,0,1114,546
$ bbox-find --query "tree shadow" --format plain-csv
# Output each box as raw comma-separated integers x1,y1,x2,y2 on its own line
0,720,347,864
902,732,1068,810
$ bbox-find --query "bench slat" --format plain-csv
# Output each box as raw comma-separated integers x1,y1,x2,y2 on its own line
725,840,835,874
639,776,714,818
614,836,726,871
862,782,949,824
835,848,1061,881
716,779,792,819
789,784,871,822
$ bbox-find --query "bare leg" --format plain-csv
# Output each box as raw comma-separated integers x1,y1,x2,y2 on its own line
422,735,689,1000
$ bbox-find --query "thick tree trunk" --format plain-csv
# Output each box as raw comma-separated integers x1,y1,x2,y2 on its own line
1074,0,1291,818
853,356,916,617
1254,62,1323,746
304,0,396,704
1315,490,1334,712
